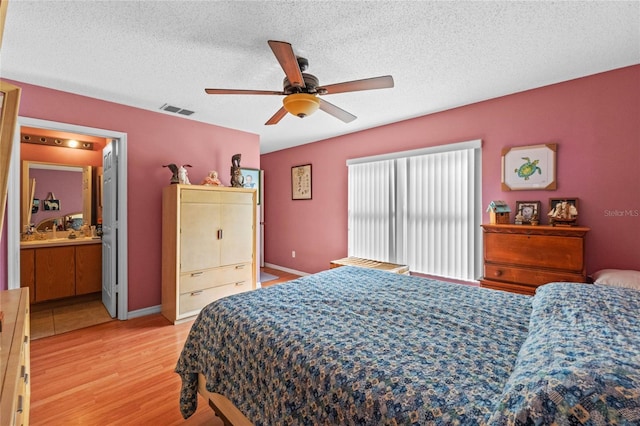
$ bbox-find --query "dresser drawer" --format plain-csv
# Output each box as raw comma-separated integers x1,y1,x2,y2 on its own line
179,279,253,314
484,232,584,272
484,263,585,286
180,263,252,294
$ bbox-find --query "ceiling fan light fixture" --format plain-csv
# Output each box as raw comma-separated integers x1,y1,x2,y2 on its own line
283,93,320,118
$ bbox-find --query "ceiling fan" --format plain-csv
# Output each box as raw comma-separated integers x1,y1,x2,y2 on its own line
205,40,394,125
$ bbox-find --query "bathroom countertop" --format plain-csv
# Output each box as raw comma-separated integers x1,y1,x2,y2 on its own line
20,237,102,249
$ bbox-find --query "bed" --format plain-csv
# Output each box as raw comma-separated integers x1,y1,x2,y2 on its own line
176,266,640,425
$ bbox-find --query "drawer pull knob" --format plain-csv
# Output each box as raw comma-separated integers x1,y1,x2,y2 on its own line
190,272,203,277
494,270,503,277
235,281,245,286
235,265,245,269
190,290,203,296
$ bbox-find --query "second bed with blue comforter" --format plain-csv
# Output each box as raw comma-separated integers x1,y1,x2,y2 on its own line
176,266,640,425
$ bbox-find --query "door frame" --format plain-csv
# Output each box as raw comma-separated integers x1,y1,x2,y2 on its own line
7,117,129,320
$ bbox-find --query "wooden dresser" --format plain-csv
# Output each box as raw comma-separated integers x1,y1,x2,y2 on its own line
480,224,590,295
161,185,257,324
0,288,30,426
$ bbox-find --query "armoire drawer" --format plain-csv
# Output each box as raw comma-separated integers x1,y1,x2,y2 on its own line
484,263,585,287
180,263,252,294
179,279,253,314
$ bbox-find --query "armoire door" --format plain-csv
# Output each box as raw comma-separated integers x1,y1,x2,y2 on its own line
180,190,222,272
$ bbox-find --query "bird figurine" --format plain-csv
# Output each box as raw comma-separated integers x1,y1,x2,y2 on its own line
163,163,179,184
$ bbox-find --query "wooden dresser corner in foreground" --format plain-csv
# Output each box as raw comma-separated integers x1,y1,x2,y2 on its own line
1,287,30,426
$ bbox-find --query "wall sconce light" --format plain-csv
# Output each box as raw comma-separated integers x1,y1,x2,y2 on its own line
21,134,95,150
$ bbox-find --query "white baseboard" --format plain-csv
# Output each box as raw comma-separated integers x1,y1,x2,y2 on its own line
264,263,310,277
127,305,161,319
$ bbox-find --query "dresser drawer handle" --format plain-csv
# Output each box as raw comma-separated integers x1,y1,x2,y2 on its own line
235,265,245,269
190,272,203,277
190,290,203,296
494,270,503,277
235,281,245,286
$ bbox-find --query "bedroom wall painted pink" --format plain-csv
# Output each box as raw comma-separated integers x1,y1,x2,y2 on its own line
0,80,260,310
261,65,640,277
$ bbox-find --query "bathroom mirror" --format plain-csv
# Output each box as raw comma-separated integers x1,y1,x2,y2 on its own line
21,161,93,231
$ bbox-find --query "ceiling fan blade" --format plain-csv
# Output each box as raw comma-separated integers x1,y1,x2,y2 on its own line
205,88,284,95
265,107,288,125
268,40,305,89
318,98,357,123
319,75,394,95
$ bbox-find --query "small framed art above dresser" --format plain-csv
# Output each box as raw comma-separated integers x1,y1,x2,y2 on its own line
480,224,590,295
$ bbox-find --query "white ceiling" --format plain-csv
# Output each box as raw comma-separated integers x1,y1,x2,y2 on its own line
2,1,639,154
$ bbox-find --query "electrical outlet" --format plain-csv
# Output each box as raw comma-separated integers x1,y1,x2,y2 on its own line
292,250,296,258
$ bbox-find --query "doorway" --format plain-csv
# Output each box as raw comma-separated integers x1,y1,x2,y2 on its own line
7,117,128,321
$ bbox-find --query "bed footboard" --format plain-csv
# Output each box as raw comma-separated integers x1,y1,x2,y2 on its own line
197,373,253,426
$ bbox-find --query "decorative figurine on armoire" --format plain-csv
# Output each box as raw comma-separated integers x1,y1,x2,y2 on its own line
230,153,244,188
163,163,192,185
178,164,192,185
201,170,222,186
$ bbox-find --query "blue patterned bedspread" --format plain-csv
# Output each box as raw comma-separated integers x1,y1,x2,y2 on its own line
176,266,532,425
488,283,640,425
177,269,640,425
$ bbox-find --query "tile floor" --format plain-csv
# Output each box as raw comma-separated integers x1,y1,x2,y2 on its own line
30,293,113,340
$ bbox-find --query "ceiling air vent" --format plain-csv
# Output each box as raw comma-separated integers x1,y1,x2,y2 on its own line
160,103,195,116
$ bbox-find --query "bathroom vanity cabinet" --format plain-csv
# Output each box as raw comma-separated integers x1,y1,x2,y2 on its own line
20,240,102,303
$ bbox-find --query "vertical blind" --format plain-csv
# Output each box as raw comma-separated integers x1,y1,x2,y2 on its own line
347,140,481,281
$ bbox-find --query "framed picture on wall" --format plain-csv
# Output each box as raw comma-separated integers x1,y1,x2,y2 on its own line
240,168,260,205
291,164,312,200
502,143,557,191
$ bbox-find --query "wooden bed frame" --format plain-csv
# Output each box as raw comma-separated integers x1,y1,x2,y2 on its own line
197,373,252,426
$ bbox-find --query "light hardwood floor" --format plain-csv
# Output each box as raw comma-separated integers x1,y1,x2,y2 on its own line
29,267,300,425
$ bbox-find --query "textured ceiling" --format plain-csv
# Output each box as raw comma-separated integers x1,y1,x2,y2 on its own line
2,1,639,154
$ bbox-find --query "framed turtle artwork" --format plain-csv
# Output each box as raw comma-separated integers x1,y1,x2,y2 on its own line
501,143,557,191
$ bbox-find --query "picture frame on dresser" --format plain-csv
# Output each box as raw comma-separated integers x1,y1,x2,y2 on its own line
515,200,541,224
501,143,557,191
549,197,579,214
549,197,579,226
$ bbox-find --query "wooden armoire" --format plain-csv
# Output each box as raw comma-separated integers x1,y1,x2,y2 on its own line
161,185,256,324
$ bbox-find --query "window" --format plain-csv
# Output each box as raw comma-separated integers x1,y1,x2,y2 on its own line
347,140,482,281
